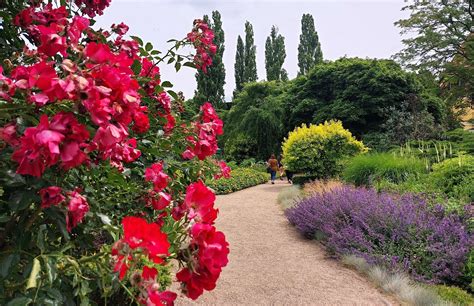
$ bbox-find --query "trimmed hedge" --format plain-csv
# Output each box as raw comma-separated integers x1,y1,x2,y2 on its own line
207,167,268,195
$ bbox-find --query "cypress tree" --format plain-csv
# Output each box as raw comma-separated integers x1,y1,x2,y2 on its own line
194,11,226,107
265,25,286,81
243,21,257,83
297,14,323,76
234,35,245,95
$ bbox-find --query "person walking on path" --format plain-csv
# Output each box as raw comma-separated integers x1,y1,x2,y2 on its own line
277,155,284,180
267,154,279,184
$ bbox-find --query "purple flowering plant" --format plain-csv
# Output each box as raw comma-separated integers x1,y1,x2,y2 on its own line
286,186,473,285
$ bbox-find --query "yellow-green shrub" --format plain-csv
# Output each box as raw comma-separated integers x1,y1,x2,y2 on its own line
282,120,367,178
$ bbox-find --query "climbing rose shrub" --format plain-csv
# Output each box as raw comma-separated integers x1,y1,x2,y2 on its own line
286,186,473,285
0,1,228,305
282,120,367,178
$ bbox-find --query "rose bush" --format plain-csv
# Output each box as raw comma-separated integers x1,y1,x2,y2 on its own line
0,1,230,305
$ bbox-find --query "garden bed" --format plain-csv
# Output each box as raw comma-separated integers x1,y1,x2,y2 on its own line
206,167,268,195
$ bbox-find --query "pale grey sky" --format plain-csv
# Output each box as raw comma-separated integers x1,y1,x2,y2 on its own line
95,0,409,101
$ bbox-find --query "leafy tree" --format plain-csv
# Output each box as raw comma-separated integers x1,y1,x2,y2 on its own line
265,26,286,81
395,1,473,109
234,35,245,95
297,14,323,76
224,82,285,161
284,58,446,138
194,11,226,108
243,21,258,83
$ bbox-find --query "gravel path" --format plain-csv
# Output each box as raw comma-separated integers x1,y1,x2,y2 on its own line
177,180,398,305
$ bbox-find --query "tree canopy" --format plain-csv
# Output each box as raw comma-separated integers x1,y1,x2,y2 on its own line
395,1,473,107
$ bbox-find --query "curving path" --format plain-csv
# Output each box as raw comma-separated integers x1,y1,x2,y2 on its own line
177,180,398,305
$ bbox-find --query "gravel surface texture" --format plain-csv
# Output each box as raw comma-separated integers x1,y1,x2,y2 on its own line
176,180,398,306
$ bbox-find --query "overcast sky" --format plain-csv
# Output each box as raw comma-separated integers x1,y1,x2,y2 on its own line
95,0,409,101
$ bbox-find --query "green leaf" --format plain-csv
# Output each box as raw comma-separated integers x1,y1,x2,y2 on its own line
151,50,161,55
130,36,143,46
7,297,33,306
1,253,18,277
131,59,142,75
161,81,173,88
26,258,41,290
37,225,47,253
167,57,175,64
45,209,70,240
175,62,181,71
43,257,57,285
0,215,10,223
183,62,196,68
145,42,153,52
46,288,63,302
8,190,37,211
167,90,179,101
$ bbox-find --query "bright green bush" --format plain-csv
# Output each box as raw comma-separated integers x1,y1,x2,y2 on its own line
206,168,268,194
342,153,427,186
433,285,474,306
282,120,367,178
430,155,474,202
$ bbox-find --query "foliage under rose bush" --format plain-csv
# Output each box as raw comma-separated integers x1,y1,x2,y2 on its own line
286,186,473,286
0,1,231,305
206,167,268,195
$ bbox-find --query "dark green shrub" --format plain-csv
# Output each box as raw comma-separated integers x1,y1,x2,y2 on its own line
433,285,474,306
342,153,427,186
224,134,257,163
206,167,268,194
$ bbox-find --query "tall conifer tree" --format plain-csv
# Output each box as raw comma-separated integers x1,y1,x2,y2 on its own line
195,11,226,107
265,26,286,81
243,21,257,83
297,14,323,76
234,35,245,95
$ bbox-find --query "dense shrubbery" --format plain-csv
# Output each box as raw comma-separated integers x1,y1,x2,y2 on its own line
342,153,427,186
282,121,367,178
206,167,268,194
286,186,473,286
